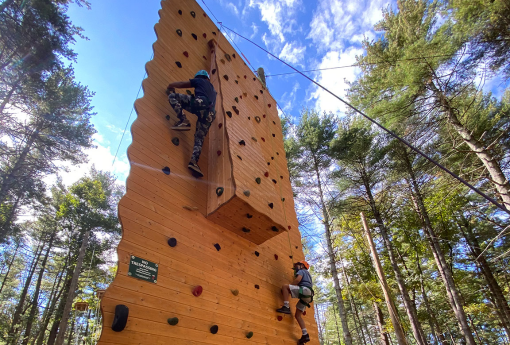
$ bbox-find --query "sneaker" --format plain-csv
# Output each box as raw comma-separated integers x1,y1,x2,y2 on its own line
188,161,204,178
276,306,291,314
298,334,310,344
172,120,191,131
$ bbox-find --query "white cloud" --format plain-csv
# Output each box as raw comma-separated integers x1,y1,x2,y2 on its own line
249,0,301,45
279,42,306,65
250,22,258,39
226,2,239,15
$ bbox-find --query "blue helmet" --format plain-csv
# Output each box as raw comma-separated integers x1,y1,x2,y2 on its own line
195,70,210,79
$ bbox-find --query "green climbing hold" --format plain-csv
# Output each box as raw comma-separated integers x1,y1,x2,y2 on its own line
172,137,179,146
225,53,232,62
254,116,261,123
255,177,261,184
235,97,239,103
231,289,239,296
246,332,254,339
251,137,257,142
243,190,250,197
216,187,224,196
190,11,196,17
186,90,193,95
167,317,179,326
176,29,182,37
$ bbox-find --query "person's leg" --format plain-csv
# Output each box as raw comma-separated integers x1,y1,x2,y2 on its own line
276,284,293,314
190,110,215,164
295,306,310,344
295,309,306,330
282,284,291,302
169,93,191,129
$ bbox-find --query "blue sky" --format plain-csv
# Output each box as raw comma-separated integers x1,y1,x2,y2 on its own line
59,0,395,186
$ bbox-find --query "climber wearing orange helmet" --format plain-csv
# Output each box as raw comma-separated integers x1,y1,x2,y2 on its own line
277,260,314,344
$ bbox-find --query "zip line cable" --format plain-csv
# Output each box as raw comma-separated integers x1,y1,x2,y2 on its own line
219,25,509,214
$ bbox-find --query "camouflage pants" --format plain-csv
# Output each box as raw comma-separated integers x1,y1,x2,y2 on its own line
168,93,215,163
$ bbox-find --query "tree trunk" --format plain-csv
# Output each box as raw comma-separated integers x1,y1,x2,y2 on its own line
361,174,427,345
47,265,75,345
313,157,353,345
81,308,92,345
0,241,20,294
7,244,43,344
429,81,510,209
315,303,324,345
332,304,343,345
55,229,91,345
66,315,75,345
401,147,478,345
22,234,54,345
373,302,391,345
361,213,408,345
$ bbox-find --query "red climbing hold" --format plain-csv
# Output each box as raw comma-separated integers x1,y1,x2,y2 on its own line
274,254,278,260
203,33,207,38
217,150,221,156
288,226,292,230
263,114,266,118
183,51,189,57
303,311,307,316
203,56,207,60
244,75,247,79
268,104,272,108
218,123,223,129
192,286,203,297
203,12,207,17
264,172,269,177
277,316,283,321
261,137,265,142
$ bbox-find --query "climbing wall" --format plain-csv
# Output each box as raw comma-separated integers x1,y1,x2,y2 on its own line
97,0,320,344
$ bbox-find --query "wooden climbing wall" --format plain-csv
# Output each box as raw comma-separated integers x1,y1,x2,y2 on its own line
97,0,320,344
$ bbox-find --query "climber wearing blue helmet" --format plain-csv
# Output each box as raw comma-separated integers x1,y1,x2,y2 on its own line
166,69,217,178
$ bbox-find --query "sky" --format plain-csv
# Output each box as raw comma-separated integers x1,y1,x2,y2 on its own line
60,0,396,187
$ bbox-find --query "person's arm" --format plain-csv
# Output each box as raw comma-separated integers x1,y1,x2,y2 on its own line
291,274,303,286
166,80,193,94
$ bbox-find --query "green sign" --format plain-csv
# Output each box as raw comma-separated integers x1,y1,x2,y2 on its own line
128,255,158,283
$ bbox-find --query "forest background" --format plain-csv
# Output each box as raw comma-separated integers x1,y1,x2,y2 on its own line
0,0,509,345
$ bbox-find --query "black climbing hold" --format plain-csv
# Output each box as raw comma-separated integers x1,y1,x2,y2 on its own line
289,256,293,259
260,90,264,94
232,53,236,58
212,31,217,35
248,117,251,120
226,111,232,118
254,95,259,100
272,179,277,184
247,214,253,219
239,140,245,146
281,198,285,202
255,251,259,256
273,121,276,124
210,325,219,334
111,305,129,332
253,77,256,81
237,155,242,160
232,106,239,115
280,175,284,179
162,167,170,175
295,246,298,249
254,116,261,123
267,162,270,166
243,190,250,197
255,177,261,184
235,80,239,84
186,90,193,95
175,61,182,68
172,138,179,146
223,75,229,81
271,157,274,160
268,203,274,209
225,54,232,62
191,33,197,40
216,187,224,196
242,227,251,233
168,238,177,247
190,11,196,17
277,152,279,155
272,133,276,137
214,243,221,251
272,226,279,232
178,10,182,15
212,69,217,74
176,29,183,36
246,332,254,339
165,115,170,120
235,97,239,103
167,317,179,325
254,285,260,289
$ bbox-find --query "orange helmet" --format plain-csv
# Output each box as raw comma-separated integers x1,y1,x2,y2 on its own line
294,260,310,270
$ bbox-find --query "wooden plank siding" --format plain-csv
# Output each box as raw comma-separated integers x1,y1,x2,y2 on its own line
97,0,319,344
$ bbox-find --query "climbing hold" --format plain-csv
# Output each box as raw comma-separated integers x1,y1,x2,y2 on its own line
253,77,256,81
225,54,232,62
226,111,232,118
254,285,260,289
203,12,207,17
203,56,207,60
255,251,260,256
190,11,196,17
216,187,224,196
183,51,189,57
220,59,225,64
246,332,254,339
218,123,223,129
235,97,239,103
274,254,278,260
231,289,239,296
212,31,217,35
268,104,272,108
214,243,221,251
186,90,193,95
280,175,284,179
235,80,239,84
167,317,179,326
192,286,203,297
248,117,251,120
243,92,247,97
203,33,207,38
111,305,129,332
273,121,276,125
277,152,280,155
251,137,257,142
289,256,293,259
263,114,266,118
232,106,239,115
244,75,247,79
168,238,177,247
267,162,270,166
264,172,269,177
271,157,274,160
281,197,285,202
239,140,245,146
223,75,229,81
237,155,242,160
243,190,250,197
272,133,276,137
255,177,261,184
295,245,298,249
261,137,265,142
303,311,307,316
247,214,253,219
212,69,217,75
272,179,277,184
191,33,197,40
165,115,170,120
233,53,236,58
254,95,259,100
172,138,179,146
254,116,261,123
210,325,219,334
178,10,182,15
272,226,279,232
162,167,170,175
277,316,283,321
183,205,198,211
288,226,292,230
260,90,264,94
268,203,274,209
217,150,221,156
175,61,182,68
242,227,251,233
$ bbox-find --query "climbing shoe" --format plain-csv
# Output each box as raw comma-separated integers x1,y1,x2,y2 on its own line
172,120,191,131
276,306,291,314
298,334,310,344
188,161,204,178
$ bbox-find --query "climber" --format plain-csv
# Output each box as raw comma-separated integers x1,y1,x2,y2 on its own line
166,69,217,178
276,260,314,344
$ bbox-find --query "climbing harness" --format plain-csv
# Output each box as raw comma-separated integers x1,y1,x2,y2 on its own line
298,286,314,309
